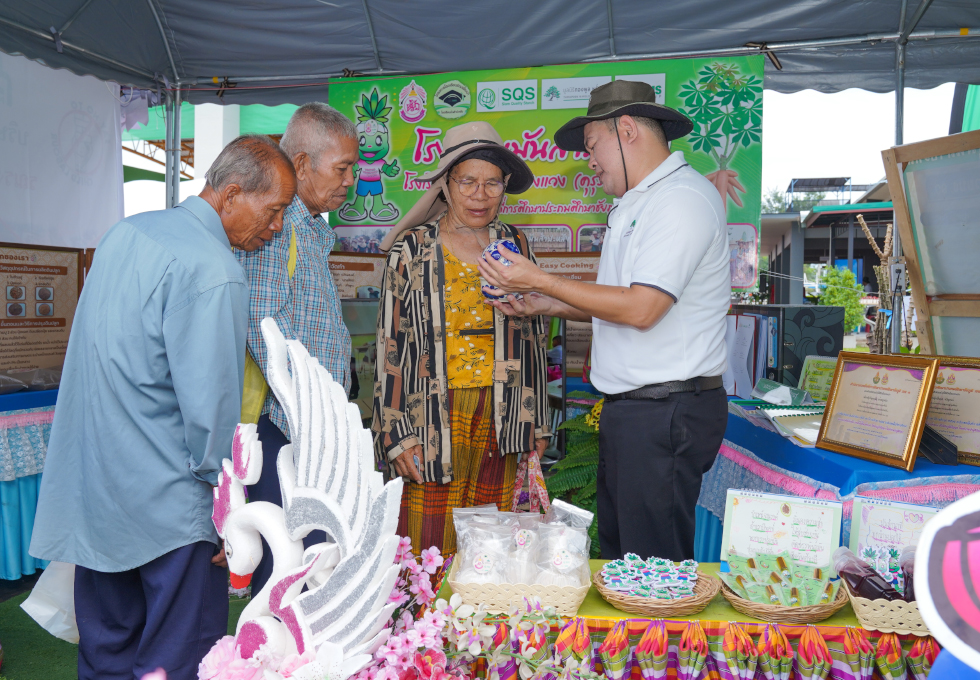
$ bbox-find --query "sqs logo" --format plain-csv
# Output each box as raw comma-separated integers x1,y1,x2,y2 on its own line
476,80,537,112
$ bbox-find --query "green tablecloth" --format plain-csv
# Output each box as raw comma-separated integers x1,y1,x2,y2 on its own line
442,559,862,626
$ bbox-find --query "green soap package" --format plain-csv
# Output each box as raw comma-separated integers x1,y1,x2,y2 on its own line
719,572,749,599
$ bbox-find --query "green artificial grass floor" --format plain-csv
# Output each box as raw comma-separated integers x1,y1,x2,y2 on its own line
0,593,249,680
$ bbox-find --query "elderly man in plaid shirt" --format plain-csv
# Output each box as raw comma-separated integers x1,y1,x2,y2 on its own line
236,102,359,596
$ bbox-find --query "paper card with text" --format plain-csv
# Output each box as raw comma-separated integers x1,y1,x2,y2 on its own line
720,489,842,570
848,496,937,588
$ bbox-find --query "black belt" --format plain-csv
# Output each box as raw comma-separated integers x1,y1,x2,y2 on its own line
603,375,724,401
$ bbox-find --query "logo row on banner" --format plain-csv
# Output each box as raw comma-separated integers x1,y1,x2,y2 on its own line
399,74,666,121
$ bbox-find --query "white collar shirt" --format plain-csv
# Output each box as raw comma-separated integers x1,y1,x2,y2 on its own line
590,151,731,394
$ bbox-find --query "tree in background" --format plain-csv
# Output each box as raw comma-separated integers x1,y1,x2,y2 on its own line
819,266,865,331
762,187,827,213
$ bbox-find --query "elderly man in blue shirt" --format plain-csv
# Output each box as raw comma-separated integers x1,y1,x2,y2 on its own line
236,102,358,597
30,135,296,680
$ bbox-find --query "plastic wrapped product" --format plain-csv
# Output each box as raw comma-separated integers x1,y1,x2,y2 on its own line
900,545,916,602
832,546,903,601
455,525,511,584
452,504,502,549
544,499,595,530
719,572,749,599
533,524,590,587
506,516,541,584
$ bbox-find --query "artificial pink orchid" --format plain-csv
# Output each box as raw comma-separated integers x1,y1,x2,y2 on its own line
420,547,444,575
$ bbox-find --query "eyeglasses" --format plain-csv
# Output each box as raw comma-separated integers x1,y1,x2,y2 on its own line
449,174,507,198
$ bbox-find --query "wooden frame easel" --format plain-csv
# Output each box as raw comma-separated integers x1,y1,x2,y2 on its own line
881,129,980,355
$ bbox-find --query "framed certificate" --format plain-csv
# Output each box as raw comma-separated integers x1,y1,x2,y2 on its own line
924,356,980,466
817,352,940,471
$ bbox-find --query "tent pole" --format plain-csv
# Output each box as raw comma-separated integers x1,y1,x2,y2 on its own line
146,0,180,84
163,91,174,208
0,13,155,80
359,0,383,71
579,26,979,65
168,87,182,209
605,0,617,57
57,0,98,36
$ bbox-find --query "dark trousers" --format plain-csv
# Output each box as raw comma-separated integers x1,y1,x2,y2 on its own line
597,387,727,561
249,414,327,596
74,541,228,680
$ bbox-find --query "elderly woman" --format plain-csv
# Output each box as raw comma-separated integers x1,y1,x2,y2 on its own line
373,122,550,553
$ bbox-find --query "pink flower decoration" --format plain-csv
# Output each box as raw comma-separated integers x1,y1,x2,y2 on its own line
415,579,436,607
420,547,444,575
406,560,423,577
279,650,316,677
199,635,237,679
388,588,410,607
415,648,448,680
218,656,263,680
395,536,414,564
377,667,402,680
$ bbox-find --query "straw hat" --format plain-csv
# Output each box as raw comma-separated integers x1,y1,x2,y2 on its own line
554,80,693,152
380,121,533,251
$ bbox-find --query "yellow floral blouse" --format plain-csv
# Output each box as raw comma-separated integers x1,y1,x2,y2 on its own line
443,247,494,388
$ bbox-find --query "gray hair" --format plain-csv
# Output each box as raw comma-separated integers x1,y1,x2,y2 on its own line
280,102,357,169
205,134,295,194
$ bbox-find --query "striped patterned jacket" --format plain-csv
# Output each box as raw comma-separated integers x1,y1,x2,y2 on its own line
372,217,550,484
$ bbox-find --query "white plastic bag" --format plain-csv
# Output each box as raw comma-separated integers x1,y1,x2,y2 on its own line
20,561,78,643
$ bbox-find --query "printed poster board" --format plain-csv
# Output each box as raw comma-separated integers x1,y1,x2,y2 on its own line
328,56,763,289
721,489,843,570
537,253,600,376
0,242,83,371
329,252,385,300
848,496,937,590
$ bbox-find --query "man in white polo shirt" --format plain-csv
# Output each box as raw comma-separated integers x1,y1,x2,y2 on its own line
478,80,730,561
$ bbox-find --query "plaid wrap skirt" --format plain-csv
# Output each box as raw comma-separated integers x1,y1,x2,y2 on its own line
396,386,518,554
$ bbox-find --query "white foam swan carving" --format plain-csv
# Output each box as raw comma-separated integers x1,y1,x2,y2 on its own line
212,318,403,678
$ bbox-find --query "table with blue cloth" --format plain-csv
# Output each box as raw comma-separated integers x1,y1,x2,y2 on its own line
693,401,980,563
0,389,57,580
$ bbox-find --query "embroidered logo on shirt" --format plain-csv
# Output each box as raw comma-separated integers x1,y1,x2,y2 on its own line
622,220,636,238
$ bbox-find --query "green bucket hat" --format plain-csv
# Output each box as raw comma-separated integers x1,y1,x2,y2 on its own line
554,80,694,152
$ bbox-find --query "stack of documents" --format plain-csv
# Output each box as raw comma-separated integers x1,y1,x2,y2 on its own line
758,405,825,446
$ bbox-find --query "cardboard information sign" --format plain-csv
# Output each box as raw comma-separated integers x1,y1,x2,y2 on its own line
721,489,843,569
0,243,83,371
329,253,385,300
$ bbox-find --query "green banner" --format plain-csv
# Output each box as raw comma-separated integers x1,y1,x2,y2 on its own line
329,56,763,289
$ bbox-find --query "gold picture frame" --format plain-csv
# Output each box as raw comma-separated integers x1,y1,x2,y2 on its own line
817,352,940,471
924,355,980,466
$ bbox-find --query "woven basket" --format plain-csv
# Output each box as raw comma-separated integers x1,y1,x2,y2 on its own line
591,569,721,617
843,583,931,636
719,582,849,624
447,559,591,616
